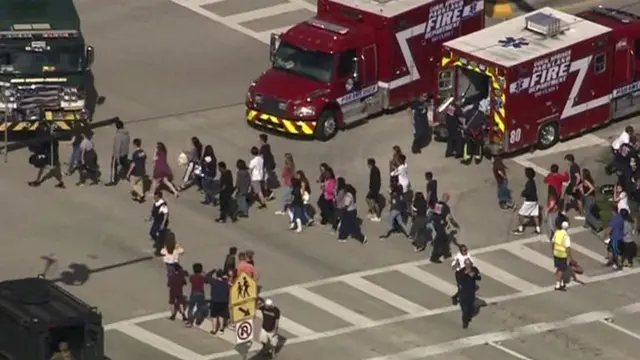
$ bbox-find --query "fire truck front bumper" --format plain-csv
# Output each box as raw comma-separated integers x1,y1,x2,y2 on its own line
0,109,86,132
246,109,316,137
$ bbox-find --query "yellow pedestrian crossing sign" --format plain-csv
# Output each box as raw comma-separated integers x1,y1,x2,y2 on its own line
230,273,258,323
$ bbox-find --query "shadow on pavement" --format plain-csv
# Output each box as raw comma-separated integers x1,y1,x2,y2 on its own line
42,256,153,286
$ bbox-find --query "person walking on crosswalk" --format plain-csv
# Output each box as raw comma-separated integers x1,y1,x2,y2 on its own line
457,258,481,329
552,220,572,291
451,244,472,305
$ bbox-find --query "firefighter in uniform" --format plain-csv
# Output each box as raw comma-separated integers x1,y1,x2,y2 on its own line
461,105,487,164
411,94,430,154
429,193,459,263
148,190,169,253
445,102,463,158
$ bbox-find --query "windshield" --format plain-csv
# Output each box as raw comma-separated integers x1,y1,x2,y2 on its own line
0,46,84,75
272,42,334,83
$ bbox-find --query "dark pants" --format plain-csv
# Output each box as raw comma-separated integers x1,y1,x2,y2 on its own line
410,216,429,249
430,231,451,261
332,207,343,231
463,137,483,161
411,125,429,154
623,241,637,265
459,293,475,326
149,222,167,253
338,209,365,242
445,130,462,157
318,196,334,224
186,292,207,326
219,191,236,221
109,155,129,184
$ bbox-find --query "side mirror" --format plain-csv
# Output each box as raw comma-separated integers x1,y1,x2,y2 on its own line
351,56,359,80
85,46,95,69
269,34,281,63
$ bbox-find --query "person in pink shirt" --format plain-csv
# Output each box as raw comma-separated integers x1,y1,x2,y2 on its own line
276,153,295,216
236,251,259,280
318,166,337,225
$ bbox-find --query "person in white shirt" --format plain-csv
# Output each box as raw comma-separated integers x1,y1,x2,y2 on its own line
611,126,634,151
450,244,472,305
249,146,267,208
614,184,630,213
160,237,184,277
390,154,410,194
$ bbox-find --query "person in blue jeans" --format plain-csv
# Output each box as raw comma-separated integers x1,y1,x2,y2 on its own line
607,207,625,270
64,129,83,175
492,156,513,209
185,263,208,327
380,184,411,239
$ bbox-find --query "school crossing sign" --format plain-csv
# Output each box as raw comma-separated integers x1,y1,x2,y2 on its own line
230,272,258,323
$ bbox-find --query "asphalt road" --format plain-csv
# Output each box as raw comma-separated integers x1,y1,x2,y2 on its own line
1,0,640,359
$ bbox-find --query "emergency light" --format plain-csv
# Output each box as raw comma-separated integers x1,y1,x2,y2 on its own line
0,30,79,39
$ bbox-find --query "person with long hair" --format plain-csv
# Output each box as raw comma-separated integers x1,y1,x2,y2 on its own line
296,170,313,224
200,145,217,205
337,184,367,244
289,177,306,232
581,168,602,232
160,234,184,277
621,209,637,267
276,153,295,215
151,142,179,197
333,177,347,233
492,156,512,209
318,166,337,225
179,136,203,191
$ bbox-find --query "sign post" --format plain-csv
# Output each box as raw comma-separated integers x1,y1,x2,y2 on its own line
230,273,258,358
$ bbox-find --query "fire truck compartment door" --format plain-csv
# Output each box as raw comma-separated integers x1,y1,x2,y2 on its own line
613,38,633,85
361,45,377,86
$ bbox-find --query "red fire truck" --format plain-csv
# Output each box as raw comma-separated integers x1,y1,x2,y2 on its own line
435,6,640,155
246,0,485,140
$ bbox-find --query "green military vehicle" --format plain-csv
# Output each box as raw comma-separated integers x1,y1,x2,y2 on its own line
0,0,95,132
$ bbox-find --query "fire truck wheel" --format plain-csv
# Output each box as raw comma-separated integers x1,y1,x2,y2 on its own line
537,122,559,150
315,110,338,141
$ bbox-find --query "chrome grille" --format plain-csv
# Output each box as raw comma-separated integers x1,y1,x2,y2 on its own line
256,95,288,117
16,85,62,110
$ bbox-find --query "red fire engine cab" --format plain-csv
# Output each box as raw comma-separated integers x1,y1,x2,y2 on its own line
246,0,485,141
435,6,640,155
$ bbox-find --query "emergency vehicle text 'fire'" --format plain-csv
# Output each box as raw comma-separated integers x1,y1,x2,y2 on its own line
425,0,484,42
510,50,571,97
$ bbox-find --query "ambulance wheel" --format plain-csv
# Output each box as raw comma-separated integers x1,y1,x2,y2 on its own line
537,122,559,150
315,110,338,141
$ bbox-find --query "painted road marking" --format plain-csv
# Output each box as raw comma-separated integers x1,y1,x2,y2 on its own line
395,265,459,296
363,302,640,360
599,319,640,341
488,342,537,360
345,276,428,314
105,228,589,331
471,258,541,293
225,3,303,24
289,286,373,326
570,242,607,263
202,265,640,359
115,323,206,360
170,0,317,45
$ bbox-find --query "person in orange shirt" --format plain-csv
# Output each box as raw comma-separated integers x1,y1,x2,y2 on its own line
236,251,259,280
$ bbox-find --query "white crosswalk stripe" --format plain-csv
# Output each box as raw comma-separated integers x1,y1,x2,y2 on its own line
170,0,318,45
103,226,640,360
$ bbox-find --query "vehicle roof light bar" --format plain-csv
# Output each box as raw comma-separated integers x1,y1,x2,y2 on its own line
525,12,569,37
306,19,349,35
12,23,51,30
0,30,79,39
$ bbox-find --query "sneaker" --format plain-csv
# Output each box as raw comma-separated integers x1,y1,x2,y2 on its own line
574,215,585,220
362,236,368,244
274,211,285,215
370,217,381,222
512,229,525,235
295,227,302,233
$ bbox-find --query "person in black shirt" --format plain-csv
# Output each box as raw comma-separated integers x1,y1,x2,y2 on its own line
127,138,147,202
223,247,237,273
28,133,65,188
425,171,438,208
410,95,430,154
457,258,481,329
259,134,276,200
430,193,459,262
200,145,218,205
616,136,638,195
216,161,236,223
563,154,584,217
366,158,382,221
444,102,463,158
410,192,430,252
514,167,541,235
258,298,281,357
379,184,410,239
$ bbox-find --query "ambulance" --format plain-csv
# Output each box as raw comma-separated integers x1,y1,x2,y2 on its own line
436,6,640,155
246,0,485,141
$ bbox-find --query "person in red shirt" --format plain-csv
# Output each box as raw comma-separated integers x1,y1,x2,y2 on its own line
168,264,187,321
544,164,569,205
185,263,207,327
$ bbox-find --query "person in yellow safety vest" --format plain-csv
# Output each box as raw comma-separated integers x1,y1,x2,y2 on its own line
552,221,572,291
